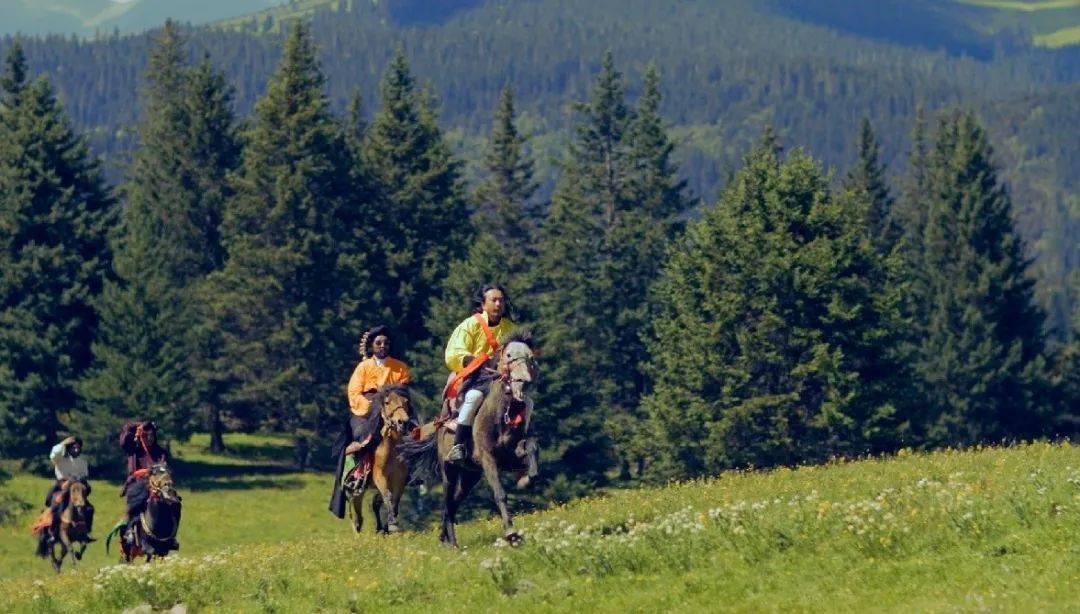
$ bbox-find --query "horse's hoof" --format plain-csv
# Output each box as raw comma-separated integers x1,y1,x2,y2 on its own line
515,475,531,489
505,531,524,547
387,523,402,534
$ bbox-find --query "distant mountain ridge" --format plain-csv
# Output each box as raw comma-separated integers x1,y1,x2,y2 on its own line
0,0,288,37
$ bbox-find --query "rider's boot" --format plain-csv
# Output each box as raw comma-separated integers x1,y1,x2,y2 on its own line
445,425,471,463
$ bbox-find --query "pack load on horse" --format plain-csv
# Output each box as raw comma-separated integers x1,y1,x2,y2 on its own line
105,421,182,561
329,325,412,527
399,285,540,548
32,436,94,572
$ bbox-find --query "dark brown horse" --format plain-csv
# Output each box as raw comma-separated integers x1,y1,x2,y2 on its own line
106,463,181,562
344,385,417,534
34,481,94,573
400,333,539,547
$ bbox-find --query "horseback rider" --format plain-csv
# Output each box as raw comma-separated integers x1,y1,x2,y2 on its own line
329,325,411,519
44,436,91,538
444,284,515,463
118,421,177,549
347,325,411,422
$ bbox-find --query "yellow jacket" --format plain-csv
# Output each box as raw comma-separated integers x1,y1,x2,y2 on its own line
347,357,410,416
444,313,515,372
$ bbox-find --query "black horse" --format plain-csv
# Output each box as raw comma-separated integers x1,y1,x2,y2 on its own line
107,463,181,562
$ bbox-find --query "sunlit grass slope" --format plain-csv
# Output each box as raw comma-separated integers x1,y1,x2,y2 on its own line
2,439,1078,611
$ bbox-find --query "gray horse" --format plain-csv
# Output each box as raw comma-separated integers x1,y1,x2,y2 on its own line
399,332,539,547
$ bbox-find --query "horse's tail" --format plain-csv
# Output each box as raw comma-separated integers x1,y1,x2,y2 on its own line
104,519,126,555
397,430,442,485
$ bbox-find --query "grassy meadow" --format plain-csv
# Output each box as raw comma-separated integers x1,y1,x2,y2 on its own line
0,437,1078,612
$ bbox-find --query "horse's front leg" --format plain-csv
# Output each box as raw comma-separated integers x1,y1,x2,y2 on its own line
350,488,366,534
513,437,540,488
384,481,404,534
49,539,63,573
440,467,458,547
480,455,520,546
372,492,386,534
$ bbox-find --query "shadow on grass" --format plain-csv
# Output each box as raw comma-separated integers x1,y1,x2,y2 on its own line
212,440,297,464
171,458,311,492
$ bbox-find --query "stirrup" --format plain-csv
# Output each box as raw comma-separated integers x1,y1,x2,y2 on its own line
445,444,467,463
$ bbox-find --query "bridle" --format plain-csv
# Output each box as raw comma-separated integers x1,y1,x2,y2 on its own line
142,467,180,541
379,392,415,437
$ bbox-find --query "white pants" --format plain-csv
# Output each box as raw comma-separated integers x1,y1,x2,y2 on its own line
456,389,484,426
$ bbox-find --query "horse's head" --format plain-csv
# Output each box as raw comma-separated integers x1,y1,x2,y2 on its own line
499,333,538,402
148,463,180,504
66,481,87,506
378,386,416,437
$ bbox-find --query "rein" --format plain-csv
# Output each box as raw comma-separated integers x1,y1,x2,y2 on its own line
140,504,179,541
141,480,179,541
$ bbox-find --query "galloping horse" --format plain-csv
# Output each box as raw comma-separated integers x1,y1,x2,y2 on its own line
107,463,181,562
343,385,418,534
400,332,539,547
34,481,94,573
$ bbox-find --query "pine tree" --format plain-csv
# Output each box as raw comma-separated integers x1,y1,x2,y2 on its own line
362,50,469,354
913,111,1049,444
75,23,241,461
531,53,631,493
533,54,690,492
641,140,909,477
412,85,541,407
608,64,692,476
0,43,113,464
207,23,373,464
844,117,897,251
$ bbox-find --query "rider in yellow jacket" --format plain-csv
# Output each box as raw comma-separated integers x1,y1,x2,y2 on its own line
444,284,515,462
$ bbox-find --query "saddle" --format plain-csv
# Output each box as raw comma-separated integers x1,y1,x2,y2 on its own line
343,449,375,491
29,509,53,535
435,374,529,435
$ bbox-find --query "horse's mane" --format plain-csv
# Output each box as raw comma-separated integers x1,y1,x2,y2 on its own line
501,329,534,350
353,400,383,438
365,385,415,432
370,384,411,414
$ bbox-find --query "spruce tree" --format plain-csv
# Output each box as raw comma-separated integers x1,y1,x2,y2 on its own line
607,65,692,476
641,139,909,477
533,54,690,492
207,23,372,464
75,23,241,460
0,43,113,464
362,50,469,353
913,111,1049,444
413,85,541,407
844,117,897,252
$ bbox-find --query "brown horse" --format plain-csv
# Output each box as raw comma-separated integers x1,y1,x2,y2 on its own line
107,463,181,562
400,332,539,548
34,481,94,573
344,385,417,534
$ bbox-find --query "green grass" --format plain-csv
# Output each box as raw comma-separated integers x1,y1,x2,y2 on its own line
211,0,340,33
1,439,1078,611
1034,23,1080,45
958,0,1079,11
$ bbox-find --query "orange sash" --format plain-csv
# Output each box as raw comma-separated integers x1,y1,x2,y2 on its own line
445,314,499,400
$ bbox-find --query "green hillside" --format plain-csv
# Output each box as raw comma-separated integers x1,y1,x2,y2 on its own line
0,0,285,37
1,438,1077,611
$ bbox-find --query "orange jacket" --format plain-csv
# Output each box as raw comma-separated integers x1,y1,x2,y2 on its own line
347,357,410,416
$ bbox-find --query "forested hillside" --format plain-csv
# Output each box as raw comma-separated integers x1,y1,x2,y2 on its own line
2,0,1076,337
1,2,1078,495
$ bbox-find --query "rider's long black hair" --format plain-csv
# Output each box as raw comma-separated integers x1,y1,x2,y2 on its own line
471,284,515,322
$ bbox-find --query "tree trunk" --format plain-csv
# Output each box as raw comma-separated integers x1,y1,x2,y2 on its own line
207,406,226,453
